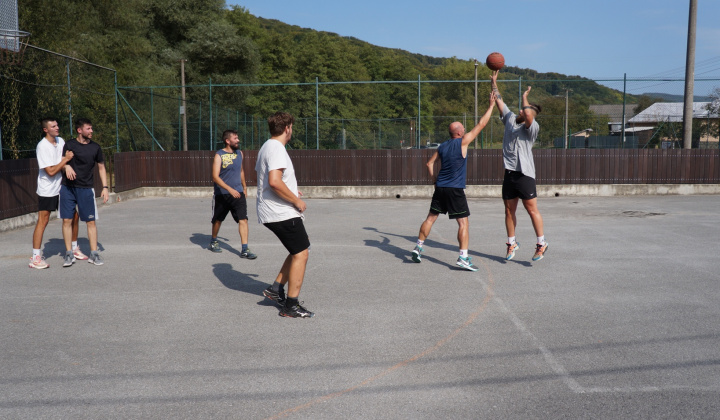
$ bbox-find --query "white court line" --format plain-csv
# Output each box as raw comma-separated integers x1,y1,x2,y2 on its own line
491,293,586,394
489,290,720,394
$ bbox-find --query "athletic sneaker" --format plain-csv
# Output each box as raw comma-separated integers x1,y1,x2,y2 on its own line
209,241,222,253
262,286,286,306
63,253,75,267
411,245,423,263
280,302,315,318
88,252,104,266
240,249,257,259
456,256,479,272
73,247,88,260
29,255,49,269
532,242,548,261
505,242,519,261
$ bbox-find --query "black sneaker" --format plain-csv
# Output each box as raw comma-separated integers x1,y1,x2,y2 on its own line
279,302,315,318
263,286,286,306
209,241,222,253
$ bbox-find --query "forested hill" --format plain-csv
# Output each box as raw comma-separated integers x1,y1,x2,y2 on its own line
13,0,635,151
18,1,622,98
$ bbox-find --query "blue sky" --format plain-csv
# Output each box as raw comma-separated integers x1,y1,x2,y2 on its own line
229,0,720,92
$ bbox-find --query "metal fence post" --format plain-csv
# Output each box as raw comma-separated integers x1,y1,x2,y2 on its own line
66,58,72,136
151,87,155,151
209,78,213,150
417,74,421,148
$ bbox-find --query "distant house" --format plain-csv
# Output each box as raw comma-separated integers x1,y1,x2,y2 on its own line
628,102,719,148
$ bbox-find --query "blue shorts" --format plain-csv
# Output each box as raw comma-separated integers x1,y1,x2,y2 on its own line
59,185,97,222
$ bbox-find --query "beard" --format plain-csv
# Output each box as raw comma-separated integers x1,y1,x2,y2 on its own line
229,143,239,151
516,114,526,124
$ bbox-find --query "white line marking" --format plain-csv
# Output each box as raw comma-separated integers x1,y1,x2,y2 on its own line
492,294,586,393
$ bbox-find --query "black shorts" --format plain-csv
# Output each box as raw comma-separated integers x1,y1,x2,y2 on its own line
211,193,247,223
429,187,470,219
38,195,59,212
264,217,310,255
502,170,538,200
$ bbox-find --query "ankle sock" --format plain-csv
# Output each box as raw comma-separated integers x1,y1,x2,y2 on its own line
285,297,299,308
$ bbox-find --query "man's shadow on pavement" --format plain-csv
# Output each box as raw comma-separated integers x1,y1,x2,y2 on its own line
362,226,529,267
212,263,276,307
43,238,104,259
190,233,243,257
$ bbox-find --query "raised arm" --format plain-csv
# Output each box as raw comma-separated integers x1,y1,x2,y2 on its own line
462,91,497,147
521,86,534,128
490,70,507,115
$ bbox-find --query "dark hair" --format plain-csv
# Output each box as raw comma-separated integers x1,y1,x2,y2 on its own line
40,117,57,130
75,118,92,131
528,103,542,115
267,112,294,137
222,129,238,144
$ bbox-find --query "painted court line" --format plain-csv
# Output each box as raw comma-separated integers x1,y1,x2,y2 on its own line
265,257,497,419
491,294,586,394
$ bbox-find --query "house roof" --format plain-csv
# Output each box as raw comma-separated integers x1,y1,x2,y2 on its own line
589,104,636,120
628,102,718,124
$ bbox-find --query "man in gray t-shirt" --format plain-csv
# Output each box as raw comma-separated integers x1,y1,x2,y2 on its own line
491,70,548,262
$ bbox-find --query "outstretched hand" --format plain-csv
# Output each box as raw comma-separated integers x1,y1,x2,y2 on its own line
524,86,532,97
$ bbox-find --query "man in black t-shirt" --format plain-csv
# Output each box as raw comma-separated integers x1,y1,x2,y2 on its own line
59,118,109,267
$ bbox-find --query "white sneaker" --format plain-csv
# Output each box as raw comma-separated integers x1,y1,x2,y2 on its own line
29,255,49,269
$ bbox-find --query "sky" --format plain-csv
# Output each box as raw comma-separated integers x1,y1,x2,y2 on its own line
229,0,720,95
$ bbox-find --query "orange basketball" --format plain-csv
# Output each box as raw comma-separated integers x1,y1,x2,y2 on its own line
486,52,505,71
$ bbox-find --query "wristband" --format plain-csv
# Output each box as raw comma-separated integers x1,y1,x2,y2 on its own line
103,186,108,189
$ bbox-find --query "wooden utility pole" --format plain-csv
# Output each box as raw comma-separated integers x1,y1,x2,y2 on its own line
682,0,697,149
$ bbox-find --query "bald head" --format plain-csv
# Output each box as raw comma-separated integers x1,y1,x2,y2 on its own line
448,122,465,138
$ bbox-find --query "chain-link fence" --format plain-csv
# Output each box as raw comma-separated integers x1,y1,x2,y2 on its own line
0,44,117,160
115,77,720,152
3,45,719,158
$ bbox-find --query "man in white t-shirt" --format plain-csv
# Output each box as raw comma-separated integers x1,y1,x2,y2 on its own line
256,112,314,318
30,118,81,269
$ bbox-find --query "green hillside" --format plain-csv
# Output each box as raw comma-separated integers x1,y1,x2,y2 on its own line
5,0,643,152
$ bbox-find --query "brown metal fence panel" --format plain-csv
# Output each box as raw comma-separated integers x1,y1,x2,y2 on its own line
6,149,720,221
0,159,37,219
0,158,105,220
110,149,720,194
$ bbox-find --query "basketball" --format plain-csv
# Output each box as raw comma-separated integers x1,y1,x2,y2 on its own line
486,52,505,71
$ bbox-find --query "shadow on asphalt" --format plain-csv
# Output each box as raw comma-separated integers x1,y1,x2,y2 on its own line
43,237,104,258
362,226,524,267
190,233,243,257
211,263,277,307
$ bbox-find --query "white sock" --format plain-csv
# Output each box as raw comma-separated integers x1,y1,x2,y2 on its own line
72,241,78,249
460,249,468,258
508,236,516,245
537,236,545,245
33,249,41,257
416,239,424,247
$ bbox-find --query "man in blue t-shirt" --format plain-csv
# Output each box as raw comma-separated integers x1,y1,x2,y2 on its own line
209,129,256,259
411,92,497,271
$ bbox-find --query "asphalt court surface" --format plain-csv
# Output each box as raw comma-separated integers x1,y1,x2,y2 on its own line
1,194,719,419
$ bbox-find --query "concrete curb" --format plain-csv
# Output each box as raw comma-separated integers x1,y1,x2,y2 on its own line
3,184,720,233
